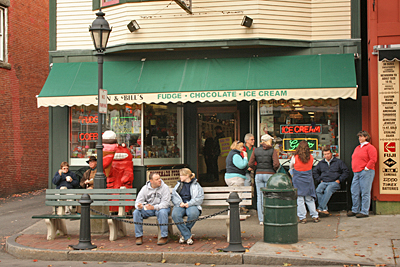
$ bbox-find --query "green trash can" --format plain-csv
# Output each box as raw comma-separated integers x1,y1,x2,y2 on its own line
261,173,298,244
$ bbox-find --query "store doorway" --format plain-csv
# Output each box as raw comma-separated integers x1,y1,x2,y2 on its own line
197,106,239,186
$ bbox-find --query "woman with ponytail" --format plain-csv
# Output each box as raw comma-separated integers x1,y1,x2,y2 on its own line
171,168,204,245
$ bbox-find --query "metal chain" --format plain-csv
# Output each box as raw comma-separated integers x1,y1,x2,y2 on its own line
89,207,230,226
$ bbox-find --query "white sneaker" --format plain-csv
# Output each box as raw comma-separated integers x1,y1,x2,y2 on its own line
179,235,185,244
186,236,194,245
259,222,263,225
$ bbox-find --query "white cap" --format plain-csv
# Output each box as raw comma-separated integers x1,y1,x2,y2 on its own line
261,134,274,142
102,130,116,140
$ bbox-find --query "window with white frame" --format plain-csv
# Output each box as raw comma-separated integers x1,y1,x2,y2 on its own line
0,6,6,62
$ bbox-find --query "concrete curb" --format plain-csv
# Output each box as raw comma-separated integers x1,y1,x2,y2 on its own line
5,233,382,266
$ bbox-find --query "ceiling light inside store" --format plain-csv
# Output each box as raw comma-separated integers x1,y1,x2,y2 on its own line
308,112,315,114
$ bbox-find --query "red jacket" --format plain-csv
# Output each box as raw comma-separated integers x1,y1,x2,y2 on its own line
351,143,377,172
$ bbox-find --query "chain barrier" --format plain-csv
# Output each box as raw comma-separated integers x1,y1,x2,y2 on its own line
90,207,230,226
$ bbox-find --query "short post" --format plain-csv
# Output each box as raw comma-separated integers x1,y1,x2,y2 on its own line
70,194,97,250
222,192,246,252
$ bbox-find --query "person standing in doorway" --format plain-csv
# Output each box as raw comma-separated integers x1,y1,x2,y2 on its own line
211,126,225,182
348,130,377,218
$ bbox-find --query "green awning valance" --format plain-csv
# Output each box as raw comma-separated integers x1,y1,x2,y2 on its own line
37,53,357,107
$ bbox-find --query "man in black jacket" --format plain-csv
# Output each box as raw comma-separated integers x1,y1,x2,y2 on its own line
313,146,349,216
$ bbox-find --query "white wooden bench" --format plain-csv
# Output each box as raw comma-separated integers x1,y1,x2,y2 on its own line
147,186,252,242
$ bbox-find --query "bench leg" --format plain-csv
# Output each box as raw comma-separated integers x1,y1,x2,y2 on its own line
107,219,127,241
45,219,67,240
226,219,230,242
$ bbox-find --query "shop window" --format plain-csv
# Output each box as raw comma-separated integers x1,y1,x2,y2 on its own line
143,104,182,165
70,103,182,166
258,99,339,162
70,104,142,166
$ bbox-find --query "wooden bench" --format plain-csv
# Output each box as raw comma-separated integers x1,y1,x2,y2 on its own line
157,186,251,242
32,188,136,241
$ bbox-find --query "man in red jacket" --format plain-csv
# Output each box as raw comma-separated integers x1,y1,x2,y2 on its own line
348,131,377,218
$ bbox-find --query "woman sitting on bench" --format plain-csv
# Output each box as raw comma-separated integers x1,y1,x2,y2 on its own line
171,168,204,245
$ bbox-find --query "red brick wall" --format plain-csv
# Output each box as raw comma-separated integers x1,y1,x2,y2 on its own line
0,0,49,197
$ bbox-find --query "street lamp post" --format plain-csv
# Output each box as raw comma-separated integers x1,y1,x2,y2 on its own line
89,9,112,189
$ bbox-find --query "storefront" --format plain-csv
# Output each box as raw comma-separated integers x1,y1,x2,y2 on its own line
39,53,360,209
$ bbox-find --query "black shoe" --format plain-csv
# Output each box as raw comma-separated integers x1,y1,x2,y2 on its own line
347,211,357,217
356,213,369,218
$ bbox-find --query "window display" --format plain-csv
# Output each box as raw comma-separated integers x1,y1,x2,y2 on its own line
143,104,182,164
259,99,339,161
70,103,182,166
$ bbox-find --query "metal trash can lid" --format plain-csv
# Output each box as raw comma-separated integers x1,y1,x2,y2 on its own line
261,173,294,192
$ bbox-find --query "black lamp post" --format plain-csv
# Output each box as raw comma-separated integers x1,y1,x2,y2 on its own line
89,9,112,189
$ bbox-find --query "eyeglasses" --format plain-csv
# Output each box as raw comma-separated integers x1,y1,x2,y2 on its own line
62,167,69,170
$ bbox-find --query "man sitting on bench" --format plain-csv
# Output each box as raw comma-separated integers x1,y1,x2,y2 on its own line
313,146,349,217
133,173,171,246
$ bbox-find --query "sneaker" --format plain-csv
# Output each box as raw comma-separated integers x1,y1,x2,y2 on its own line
356,213,369,218
319,210,329,217
313,217,320,223
179,235,185,244
186,236,194,245
300,219,307,224
157,237,169,245
347,211,357,217
240,207,249,214
316,209,322,213
135,236,143,245
259,222,263,226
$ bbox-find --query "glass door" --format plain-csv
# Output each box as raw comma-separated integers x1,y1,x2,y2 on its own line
197,106,239,186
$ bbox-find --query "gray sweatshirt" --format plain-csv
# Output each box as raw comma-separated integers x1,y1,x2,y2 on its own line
135,180,171,211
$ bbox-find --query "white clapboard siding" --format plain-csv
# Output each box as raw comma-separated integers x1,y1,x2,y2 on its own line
56,0,351,51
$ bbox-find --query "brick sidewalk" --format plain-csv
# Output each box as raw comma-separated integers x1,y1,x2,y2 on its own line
17,234,259,253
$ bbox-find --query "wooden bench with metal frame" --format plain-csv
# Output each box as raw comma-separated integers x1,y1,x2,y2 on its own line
32,188,136,241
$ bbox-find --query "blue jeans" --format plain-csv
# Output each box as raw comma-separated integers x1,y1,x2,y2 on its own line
171,206,200,240
316,181,341,211
255,173,273,223
297,196,318,220
133,208,171,238
351,170,375,215
244,172,252,186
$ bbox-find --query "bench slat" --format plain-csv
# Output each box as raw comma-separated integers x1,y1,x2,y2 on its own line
203,193,251,200
45,201,136,206
202,186,252,193
46,189,137,194
202,199,251,206
46,195,136,200
32,214,132,219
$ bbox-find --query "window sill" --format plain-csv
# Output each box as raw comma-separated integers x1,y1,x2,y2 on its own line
0,62,11,70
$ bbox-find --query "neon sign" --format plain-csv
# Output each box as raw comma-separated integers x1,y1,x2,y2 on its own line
280,124,322,134
283,138,318,151
80,115,98,125
79,132,98,142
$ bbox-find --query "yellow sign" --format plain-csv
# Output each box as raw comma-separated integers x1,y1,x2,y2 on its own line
219,137,232,157
378,60,400,194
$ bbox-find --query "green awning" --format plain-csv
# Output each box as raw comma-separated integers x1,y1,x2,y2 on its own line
37,53,357,107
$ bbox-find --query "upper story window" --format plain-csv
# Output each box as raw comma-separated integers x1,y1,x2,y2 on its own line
0,6,6,62
101,0,119,7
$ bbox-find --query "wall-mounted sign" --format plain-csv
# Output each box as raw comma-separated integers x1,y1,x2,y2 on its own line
378,60,400,194
280,124,322,134
283,138,318,151
99,89,108,114
146,169,181,188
